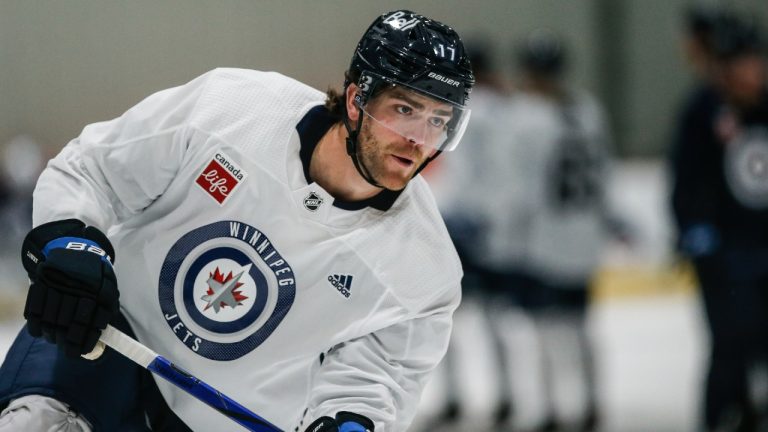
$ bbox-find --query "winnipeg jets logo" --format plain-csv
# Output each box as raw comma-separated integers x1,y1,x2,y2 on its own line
158,221,296,361
201,265,250,313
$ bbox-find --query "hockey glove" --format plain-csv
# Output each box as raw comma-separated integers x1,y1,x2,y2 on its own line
304,412,374,432
305,416,337,432
21,219,119,358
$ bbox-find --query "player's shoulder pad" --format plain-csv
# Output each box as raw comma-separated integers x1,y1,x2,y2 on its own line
189,68,325,129
187,68,326,164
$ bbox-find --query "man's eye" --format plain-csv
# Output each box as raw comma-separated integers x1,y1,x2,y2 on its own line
429,117,447,128
395,105,412,115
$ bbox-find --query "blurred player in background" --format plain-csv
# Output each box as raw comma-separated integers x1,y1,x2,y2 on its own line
506,30,620,432
427,29,623,432
0,10,475,432
670,8,768,431
426,38,527,430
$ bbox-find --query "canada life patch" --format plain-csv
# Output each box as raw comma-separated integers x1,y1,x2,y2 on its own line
158,221,296,361
195,151,248,205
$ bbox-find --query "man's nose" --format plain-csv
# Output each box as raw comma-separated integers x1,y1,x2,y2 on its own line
403,124,427,146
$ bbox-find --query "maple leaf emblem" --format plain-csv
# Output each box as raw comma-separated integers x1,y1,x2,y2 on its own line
200,265,250,313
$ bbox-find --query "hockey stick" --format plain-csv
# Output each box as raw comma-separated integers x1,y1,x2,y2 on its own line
92,324,283,432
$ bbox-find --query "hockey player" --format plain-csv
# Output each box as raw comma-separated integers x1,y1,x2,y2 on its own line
505,31,615,431
0,10,474,432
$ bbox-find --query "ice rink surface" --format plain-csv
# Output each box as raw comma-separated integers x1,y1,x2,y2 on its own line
409,162,709,431
410,291,707,432
0,290,707,432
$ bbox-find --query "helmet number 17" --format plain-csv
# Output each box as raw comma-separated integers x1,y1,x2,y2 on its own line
435,44,456,61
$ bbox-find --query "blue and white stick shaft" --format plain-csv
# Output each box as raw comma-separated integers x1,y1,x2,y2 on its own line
95,324,282,432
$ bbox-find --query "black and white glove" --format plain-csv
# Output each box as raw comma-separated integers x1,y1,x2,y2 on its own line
21,218,119,358
304,412,374,432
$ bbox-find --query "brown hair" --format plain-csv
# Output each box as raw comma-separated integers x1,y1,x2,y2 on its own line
324,70,358,119
324,70,399,119
324,87,345,118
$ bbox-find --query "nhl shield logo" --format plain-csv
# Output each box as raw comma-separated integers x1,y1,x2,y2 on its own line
303,191,324,212
158,221,296,360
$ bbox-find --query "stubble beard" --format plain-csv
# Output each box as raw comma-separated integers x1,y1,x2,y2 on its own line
357,119,419,191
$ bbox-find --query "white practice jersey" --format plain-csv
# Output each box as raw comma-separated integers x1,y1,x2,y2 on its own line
507,90,611,285
32,68,462,431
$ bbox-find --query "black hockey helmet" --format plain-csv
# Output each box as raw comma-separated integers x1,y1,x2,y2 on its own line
347,10,474,108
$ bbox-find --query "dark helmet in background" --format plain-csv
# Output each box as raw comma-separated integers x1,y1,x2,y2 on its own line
710,13,764,61
685,2,730,44
517,29,567,78
463,37,495,79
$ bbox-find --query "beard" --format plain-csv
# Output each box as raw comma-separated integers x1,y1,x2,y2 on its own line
356,118,429,191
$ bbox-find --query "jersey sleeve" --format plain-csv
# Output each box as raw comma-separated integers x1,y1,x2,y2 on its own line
32,71,214,231
304,284,460,431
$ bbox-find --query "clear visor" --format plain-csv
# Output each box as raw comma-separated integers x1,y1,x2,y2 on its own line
356,87,471,152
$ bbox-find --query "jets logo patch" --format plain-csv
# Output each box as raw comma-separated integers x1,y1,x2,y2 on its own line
158,221,295,360
195,151,248,205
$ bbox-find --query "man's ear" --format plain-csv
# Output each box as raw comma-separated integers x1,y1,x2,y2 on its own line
346,83,360,123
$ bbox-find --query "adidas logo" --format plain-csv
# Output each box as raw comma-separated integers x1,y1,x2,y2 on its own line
328,274,353,298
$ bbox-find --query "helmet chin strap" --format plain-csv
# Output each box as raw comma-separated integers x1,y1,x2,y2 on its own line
343,100,384,189
414,150,442,176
